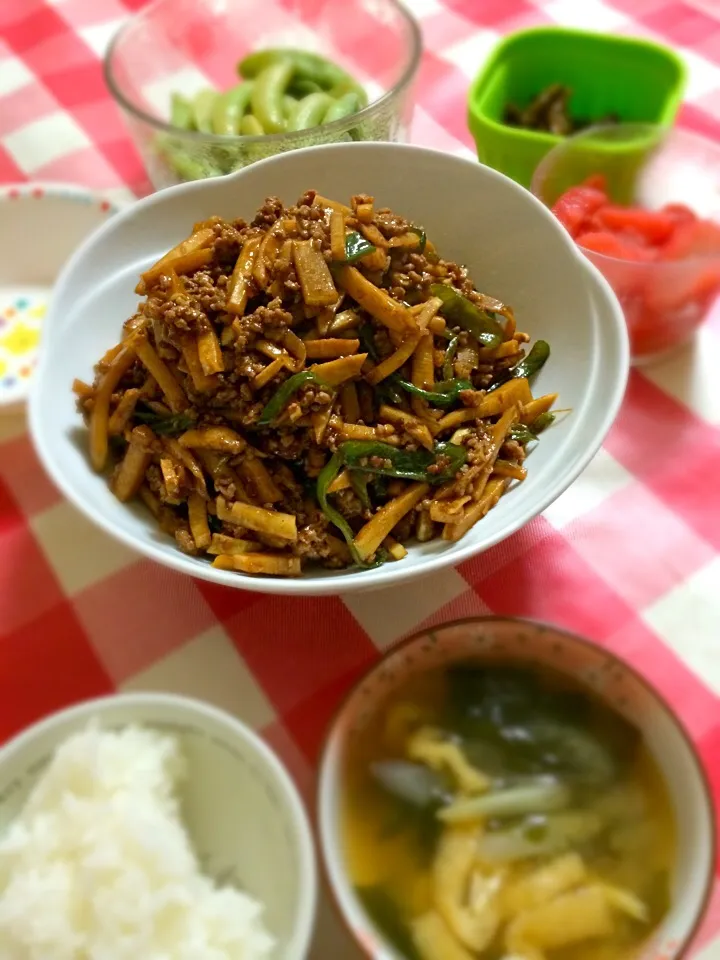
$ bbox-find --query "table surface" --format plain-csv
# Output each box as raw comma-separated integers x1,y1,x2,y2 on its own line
2,0,720,955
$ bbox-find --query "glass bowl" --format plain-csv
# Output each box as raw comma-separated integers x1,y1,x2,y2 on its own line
532,123,720,364
104,0,422,190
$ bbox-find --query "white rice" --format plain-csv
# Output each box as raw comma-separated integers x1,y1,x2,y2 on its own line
0,725,275,960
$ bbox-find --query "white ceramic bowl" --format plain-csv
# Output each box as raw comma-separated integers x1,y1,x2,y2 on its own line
0,183,119,412
28,143,629,595
318,617,715,960
0,693,317,959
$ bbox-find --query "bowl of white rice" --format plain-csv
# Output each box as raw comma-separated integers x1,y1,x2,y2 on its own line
0,692,317,959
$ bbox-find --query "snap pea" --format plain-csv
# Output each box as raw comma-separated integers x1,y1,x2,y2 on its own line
211,82,254,135
192,89,217,133
329,78,369,108
170,93,193,130
289,77,323,99
251,60,293,133
282,94,296,120
288,91,334,131
240,113,265,136
430,283,504,349
239,48,354,91
323,92,361,124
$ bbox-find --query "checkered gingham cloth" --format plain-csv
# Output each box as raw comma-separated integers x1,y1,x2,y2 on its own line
2,0,720,955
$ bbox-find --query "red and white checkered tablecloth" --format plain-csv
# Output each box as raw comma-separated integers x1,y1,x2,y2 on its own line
2,0,720,955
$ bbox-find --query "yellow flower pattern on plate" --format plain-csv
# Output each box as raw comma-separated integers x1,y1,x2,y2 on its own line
0,289,47,404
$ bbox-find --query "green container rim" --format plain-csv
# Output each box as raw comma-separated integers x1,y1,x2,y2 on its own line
468,26,687,149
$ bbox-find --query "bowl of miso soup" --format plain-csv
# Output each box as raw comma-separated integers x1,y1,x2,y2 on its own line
318,617,714,960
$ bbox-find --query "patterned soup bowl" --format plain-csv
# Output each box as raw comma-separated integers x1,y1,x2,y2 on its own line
318,617,715,960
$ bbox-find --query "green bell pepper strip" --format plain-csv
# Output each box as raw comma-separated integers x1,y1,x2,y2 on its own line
357,323,379,362
349,471,372,511
430,283,504,349
443,334,459,380
508,411,556,445
317,452,367,566
250,61,293,133
532,411,555,432
257,370,331,426
134,410,197,436
394,377,472,409
409,226,427,254
487,340,551,393
316,441,467,566
335,440,467,483
343,232,376,263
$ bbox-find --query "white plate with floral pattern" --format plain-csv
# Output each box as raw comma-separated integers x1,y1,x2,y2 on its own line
0,183,120,412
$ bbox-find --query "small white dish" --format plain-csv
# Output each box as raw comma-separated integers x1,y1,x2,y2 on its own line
0,693,317,959
29,142,629,595
318,617,715,960
0,183,119,412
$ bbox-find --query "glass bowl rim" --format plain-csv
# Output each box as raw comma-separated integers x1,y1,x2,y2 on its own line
103,0,423,147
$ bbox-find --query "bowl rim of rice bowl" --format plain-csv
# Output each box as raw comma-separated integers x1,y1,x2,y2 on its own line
0,691,318,960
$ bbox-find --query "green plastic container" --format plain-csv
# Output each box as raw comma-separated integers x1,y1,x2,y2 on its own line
467,27,687,188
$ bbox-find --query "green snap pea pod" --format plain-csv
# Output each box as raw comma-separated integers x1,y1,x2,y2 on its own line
170,93,193,130
323,92,360,124
288,77,323,99
211,82,254,135
443,334,459,380
257,370,330,425
240,113,265,136
343,231,376,262
160,141,217,181
394,378,473,409
239,48,354,91
288,92,333,131
487,340,551,393
282,94,297,119
430,282,504,349
329,78,369,108
251,60,293,133
192,89,218,133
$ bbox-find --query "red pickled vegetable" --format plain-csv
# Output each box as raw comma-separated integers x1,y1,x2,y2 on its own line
662,219,720,260
582,173,608,192
595,206,675,245
576,231,656,261
551,185,607,238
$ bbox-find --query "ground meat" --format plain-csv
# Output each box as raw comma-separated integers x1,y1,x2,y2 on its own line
292,517,339,562
375,208,411,237
212,220,244,267
333,489,365,519
500,439,526,463
175,523,199,555
252,196,285,227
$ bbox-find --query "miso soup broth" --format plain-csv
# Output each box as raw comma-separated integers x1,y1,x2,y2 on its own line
341,662,675,960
